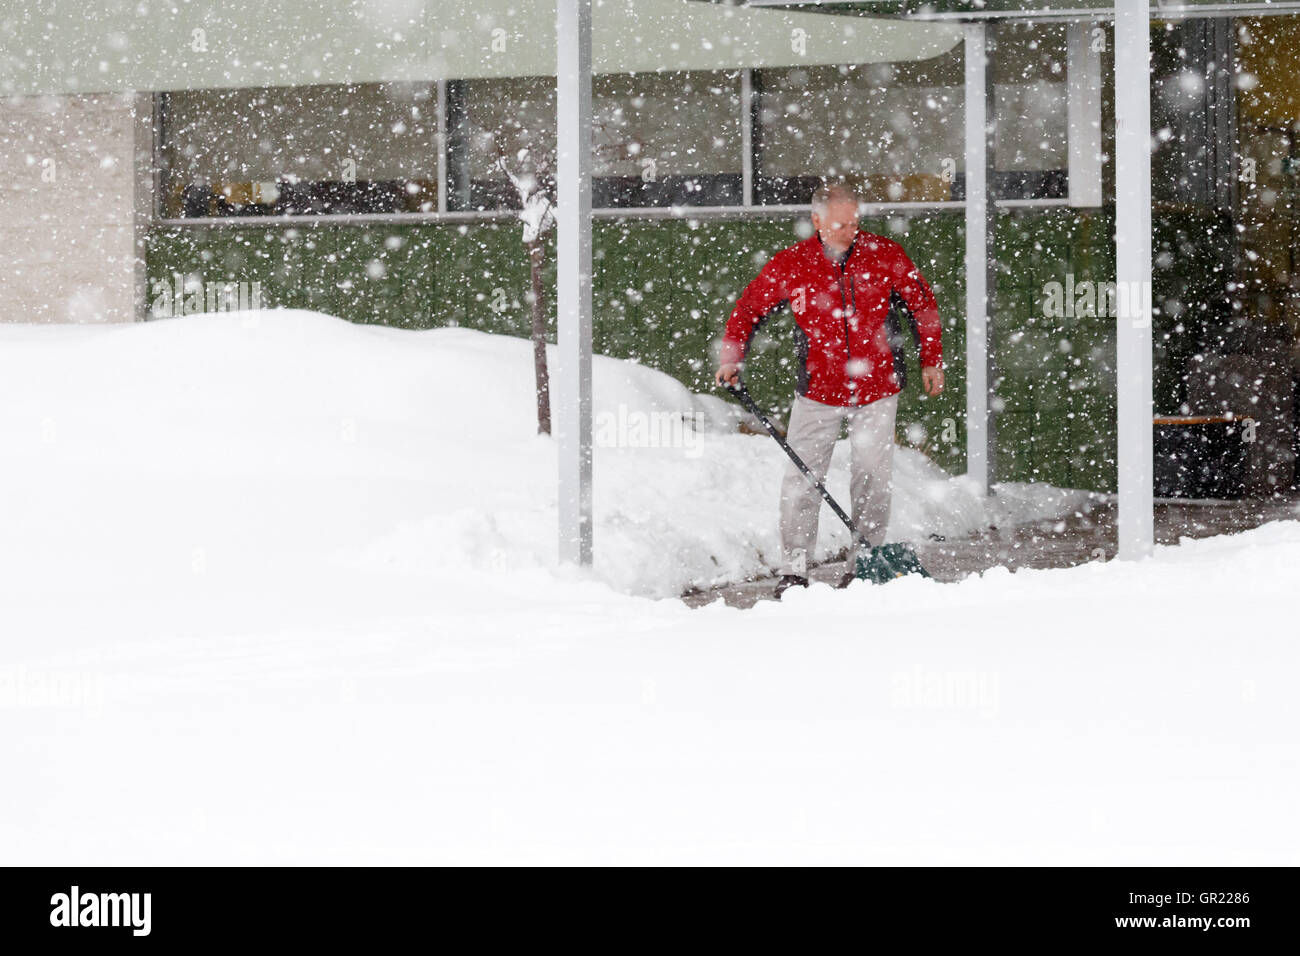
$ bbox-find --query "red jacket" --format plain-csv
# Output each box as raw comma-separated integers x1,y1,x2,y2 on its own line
721,231,943,406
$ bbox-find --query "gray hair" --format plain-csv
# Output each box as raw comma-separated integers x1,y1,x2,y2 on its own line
811,180,860,217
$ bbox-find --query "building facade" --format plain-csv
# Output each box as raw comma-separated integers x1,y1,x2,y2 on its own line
1,4,1296,494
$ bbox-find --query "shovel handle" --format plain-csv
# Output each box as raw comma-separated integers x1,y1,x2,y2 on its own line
722,380,870,550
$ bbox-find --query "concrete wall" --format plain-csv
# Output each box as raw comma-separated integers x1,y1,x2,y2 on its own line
0,93,139,324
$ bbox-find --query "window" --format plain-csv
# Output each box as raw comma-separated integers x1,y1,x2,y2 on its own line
992,22,1069,200
446,71,744,211
755,48,964,205
156,45,1074,220
593,71,742,207
159,83,439,218
446,76,556,212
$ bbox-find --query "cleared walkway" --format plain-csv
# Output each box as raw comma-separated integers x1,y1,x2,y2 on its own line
683,496,1300,609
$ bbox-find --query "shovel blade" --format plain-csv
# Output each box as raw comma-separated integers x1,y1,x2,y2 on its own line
853,542,931,583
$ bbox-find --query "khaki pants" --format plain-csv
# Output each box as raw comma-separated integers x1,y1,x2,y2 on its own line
779,392,898,576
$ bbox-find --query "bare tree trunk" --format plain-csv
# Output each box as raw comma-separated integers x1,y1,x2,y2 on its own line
527,237,552,435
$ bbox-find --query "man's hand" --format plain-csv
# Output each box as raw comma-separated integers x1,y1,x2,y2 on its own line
922,366,944,396
715,363,742,388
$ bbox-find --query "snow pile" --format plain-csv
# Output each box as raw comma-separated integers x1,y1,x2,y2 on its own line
4,309,1295,865
4,512,1299,865
259,313,1088,595
0,307,1087,599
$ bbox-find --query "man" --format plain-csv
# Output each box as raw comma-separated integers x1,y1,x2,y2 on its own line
715,180,944,598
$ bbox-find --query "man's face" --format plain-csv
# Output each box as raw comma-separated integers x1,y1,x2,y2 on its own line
811,198,859,256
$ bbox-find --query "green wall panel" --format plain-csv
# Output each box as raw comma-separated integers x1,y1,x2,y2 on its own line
146,213,969,482
992,208,1118,491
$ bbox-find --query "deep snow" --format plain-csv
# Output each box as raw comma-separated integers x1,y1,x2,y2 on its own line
1,309,1296,865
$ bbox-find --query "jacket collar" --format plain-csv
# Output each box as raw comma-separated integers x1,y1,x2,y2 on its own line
816,230,859,267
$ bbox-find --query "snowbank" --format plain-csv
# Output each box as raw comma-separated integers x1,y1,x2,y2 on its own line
2,309,1296,865
0,308,1091,599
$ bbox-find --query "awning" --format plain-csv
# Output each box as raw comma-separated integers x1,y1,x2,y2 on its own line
0,0,961,96
742,1,1300,20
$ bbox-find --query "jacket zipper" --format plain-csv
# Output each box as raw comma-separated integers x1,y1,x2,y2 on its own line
839,260,853,360
841,256,861,401
818,233,860,400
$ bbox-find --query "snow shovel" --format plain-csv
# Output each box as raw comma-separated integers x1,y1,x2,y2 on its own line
723,381,930,584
